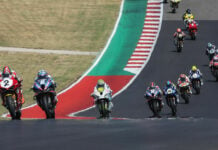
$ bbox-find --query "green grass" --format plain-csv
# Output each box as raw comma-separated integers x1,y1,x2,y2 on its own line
0,0,121,51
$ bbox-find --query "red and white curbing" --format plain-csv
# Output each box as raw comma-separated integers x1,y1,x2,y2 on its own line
124,0,163,74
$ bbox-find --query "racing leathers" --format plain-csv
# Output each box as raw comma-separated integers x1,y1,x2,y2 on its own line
188,69,203,85
173,31,185,46
145,85,164,106
91,82,113,113
33,74,58,107
163,83,180,103
177,75,192,94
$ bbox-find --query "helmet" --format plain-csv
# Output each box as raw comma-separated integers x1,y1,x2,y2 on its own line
180,74,186,82
2,66,12,78
166,80,172,87
37,70,48,79
191,65,197,71
186,9,191,14
97,79,105,87
149,82,156,89
208,42,212,48
177,28,182,33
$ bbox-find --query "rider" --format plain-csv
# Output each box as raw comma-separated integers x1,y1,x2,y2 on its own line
188,65,203,85
183,9,194,21
145,82,164,106
209,54,218,70
173,28,186,46
1,66,24,106
206,42,217,56
33,70,58,107
91,79,113,115
170,0,181,8
163,80,180,103
177,74,192,94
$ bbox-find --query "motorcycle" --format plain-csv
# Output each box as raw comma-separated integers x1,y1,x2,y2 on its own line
165,88,177,116
0,77,22,120
206,48,216,61
190,73,201,94
178,82,191,104
33,78,56,119
211,62,218,81
145,89,162,117
91,87,111,119
176,34,184,52
188,22,198,40
170,0,180,13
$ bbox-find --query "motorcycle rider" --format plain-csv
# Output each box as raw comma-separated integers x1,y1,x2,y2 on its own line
206,42,217,58
145,82,164,106
173,28,186,46
163,80,180,103
33,70,58,107
209,54,218,70
177,74,192,94
170,0,181,8
188,65,203,85
91,79,113,117
183,9,195,28
1,66,24,106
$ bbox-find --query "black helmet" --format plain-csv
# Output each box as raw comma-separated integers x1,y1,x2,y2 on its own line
186,9,191,14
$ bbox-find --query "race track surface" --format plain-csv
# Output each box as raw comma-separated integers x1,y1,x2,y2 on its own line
1,1,218,150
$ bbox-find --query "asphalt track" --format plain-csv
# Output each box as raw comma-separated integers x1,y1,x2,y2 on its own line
1,1,218,150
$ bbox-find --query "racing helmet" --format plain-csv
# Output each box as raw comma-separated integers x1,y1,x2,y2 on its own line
208,42,212,48
186,9,191,14
37,70,48,79
191,65,197,72
166,80,172,87
149,82,156,89
180,74,186,82
97,79,105,87
2,66,12,78
177,28,182,33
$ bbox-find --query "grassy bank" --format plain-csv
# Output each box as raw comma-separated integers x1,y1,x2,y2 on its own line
0,0,121,51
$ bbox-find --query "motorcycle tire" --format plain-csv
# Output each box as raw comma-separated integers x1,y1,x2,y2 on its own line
172,8,176,13
181,93,189,104
15,110,21,120
167,97,177,117
6,96,16,120
151,100,161,117
42,95,53,119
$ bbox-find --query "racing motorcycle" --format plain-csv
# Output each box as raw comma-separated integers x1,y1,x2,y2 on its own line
206,48,216,61
190,73,201,94
164,88,177,116
188,22,198,40
211,62,218,81
33,78,56,119
91,87,111,119
170,0,180,13
145,89,162,117
178,82,191,104
0,77,22,120
176,33,184,52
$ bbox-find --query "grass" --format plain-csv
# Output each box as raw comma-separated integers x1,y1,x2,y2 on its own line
0,0,121,51
0,52,95,115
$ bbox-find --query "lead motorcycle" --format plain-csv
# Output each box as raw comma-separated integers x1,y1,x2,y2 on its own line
190,73,201,94
33,78,56,119
178,82,191,104
145,89,163,118
164,87,177,117
91,87,111,119
0,77,22,120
